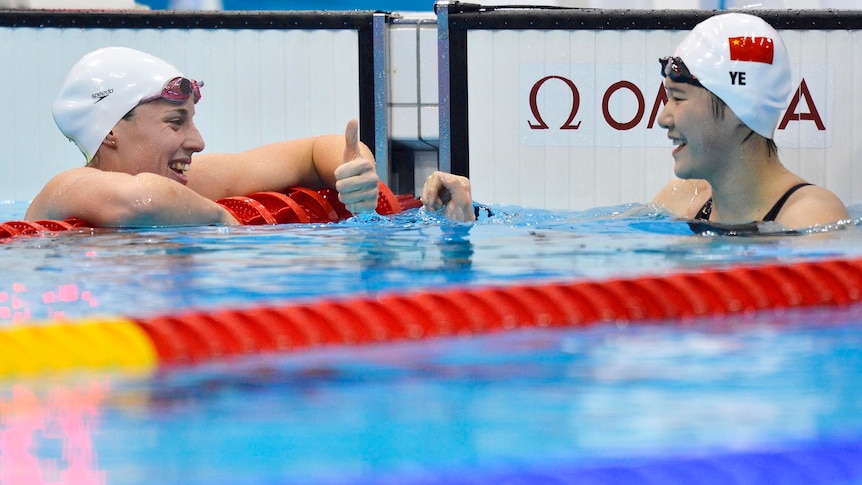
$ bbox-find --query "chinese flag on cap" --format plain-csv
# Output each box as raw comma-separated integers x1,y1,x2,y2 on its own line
728,36,774,64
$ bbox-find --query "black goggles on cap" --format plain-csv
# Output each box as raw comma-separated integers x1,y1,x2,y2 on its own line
659,56,702,88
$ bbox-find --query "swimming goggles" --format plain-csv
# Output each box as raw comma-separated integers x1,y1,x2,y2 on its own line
659,56,702,88
139,77,203,105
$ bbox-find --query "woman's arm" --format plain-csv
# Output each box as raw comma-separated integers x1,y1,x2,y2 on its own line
25,168,238,227
188,119,379,214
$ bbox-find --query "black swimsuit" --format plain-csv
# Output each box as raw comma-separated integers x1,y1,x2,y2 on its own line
694,183,812,222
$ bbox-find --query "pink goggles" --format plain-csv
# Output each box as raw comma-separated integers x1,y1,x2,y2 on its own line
139,77,203,105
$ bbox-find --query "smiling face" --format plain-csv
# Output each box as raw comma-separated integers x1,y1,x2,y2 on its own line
100,97,205,186
657,78,746,182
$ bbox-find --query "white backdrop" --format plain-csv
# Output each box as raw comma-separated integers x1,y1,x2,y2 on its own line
0,26,360,201
466,28,861,210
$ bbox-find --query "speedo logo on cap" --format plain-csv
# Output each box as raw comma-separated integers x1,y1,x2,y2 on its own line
91,88,114,104
728,36,774,64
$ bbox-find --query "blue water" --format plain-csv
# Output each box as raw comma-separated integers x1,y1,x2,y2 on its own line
4,308,862,484
2,201,861,324
2,200,862,484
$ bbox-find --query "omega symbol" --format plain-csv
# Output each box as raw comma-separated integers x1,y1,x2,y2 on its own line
528,75,582,130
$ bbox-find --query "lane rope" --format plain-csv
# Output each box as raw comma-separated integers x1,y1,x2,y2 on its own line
0,317,156,377
0,182,423,241
0,257,860,375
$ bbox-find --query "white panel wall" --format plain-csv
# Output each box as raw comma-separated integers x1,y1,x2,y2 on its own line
389,13,439,146
388,13,441,195
0,27,359,202
466,28,862,210
3,12,859,210
778,29,862,210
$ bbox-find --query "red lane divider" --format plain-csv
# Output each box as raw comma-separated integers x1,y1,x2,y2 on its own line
218,182,413,225
130,258,862,367
216,196,279,225
246,192,310,224
35,218,90,231
0,223,20,238
285,187,339,222
1,218,90,239
0,183,420,242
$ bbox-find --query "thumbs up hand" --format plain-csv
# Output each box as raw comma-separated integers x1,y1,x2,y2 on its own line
333,119,379,215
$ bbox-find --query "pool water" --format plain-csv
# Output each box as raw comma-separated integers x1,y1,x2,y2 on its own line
2,200,862,484
4,308,862,484
2,200,861,323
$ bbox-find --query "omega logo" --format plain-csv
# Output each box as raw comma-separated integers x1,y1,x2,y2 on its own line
527,76,825,132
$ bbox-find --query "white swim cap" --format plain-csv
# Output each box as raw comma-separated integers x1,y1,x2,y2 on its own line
674,12,792,139
53,47,185,162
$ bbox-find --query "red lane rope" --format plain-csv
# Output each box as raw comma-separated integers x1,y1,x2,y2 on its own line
133,258,862,367
0,183,418,242
7,187,862,371
217,182,412,225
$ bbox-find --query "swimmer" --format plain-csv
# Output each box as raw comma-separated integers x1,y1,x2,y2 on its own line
25,47,379,227
422,13,850,230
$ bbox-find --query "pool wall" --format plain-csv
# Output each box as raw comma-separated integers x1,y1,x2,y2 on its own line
438,5,862,210
0,10,386,199
0,6,860,209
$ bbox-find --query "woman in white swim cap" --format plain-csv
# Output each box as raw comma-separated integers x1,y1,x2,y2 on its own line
422,12,849,230
26,47,380,227
652,12,848,229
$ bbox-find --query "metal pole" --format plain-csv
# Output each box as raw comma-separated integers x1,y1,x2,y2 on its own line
372,12,391,185
435,1,452,174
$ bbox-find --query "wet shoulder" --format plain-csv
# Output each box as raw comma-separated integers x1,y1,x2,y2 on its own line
25,167,105,221
773,184,850,228
652,178,712,219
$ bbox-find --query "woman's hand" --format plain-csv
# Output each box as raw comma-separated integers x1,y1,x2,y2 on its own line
334,119,380,214
421,171,476,222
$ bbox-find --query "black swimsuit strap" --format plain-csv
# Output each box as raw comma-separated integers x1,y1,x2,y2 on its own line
694,198,712,221
761,183,812,222
692,183,812,223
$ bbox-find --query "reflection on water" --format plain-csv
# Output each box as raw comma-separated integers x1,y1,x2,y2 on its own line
2,193,862,483
1,202,861,324
0,381,107,485
0,306,860,484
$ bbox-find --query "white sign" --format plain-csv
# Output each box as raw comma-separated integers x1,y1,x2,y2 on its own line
520,63,834,149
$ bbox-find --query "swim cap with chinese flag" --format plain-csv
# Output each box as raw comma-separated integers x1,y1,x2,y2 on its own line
672,13,791,139
728,36,774,64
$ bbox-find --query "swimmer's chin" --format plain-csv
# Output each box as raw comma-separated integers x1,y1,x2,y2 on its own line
167,169,189,185
168,161,191,185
